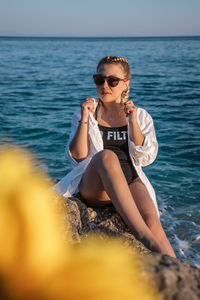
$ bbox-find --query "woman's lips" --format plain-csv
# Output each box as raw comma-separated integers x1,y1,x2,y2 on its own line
102,92,110,96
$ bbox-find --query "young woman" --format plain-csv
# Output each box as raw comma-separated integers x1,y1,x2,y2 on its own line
54,56,176,258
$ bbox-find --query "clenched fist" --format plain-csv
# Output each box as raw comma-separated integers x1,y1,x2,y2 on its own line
80,98,95,121
124,100,137,123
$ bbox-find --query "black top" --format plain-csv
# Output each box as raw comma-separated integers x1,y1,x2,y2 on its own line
98,124,129,161
98,123,138,184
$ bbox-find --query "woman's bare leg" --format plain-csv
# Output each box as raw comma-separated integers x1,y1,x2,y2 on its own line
129,178,176,257
78,150,173,256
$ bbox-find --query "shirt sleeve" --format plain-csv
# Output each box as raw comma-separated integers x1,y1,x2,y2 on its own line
64,109,81,166
128,108,158,167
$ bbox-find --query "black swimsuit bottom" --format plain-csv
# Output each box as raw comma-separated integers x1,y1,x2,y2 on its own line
98,123,138,185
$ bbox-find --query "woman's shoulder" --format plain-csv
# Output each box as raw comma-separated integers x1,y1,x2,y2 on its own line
137,107,152,118
136,107,155,127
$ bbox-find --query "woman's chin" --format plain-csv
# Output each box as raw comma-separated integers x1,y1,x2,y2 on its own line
99,95,114,102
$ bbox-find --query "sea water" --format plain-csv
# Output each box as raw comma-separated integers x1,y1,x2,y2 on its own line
0,36,200,267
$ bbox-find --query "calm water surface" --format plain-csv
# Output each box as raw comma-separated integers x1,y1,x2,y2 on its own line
0,36,200,267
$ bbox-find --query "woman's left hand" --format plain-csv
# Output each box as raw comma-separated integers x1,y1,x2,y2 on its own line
124,100,137,122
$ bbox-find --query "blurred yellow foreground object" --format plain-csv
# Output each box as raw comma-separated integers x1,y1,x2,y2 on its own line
0,147,161,300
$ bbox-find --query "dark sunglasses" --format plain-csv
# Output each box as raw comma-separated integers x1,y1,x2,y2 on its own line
93,74,127,87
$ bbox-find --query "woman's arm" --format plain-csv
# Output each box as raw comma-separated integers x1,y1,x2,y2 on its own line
124,101,144,146
125,102,158,167
69,98,95,162
69,122,89,162
128,119,145,146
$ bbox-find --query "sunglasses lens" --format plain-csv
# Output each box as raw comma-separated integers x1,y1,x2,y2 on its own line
93,75,120,87
93,75,105,85
107,77,119,87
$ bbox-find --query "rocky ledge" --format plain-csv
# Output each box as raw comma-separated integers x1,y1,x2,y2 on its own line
64,193,200,300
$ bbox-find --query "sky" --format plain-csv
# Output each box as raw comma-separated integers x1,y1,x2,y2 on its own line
0,0,200,37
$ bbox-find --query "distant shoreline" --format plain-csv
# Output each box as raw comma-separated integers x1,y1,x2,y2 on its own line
0,35,200,39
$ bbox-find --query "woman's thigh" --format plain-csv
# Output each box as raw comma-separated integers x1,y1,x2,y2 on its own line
128,178,159,221
78,151,112,207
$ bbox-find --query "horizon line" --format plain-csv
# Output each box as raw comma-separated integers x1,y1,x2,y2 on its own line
0,34,200,39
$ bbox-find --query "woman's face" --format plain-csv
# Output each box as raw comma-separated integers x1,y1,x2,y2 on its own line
96,63,129,104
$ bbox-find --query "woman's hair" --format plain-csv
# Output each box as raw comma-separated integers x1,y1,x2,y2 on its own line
97,56,131,104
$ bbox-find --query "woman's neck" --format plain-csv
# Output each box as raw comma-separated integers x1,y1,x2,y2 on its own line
96,99,126,127
99,100,123,112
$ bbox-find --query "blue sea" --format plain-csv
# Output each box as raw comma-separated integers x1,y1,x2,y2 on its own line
0,36,200,267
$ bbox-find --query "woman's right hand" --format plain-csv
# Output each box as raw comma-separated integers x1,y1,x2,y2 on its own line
81,98,95,121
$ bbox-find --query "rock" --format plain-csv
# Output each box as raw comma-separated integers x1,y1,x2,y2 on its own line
66,193,150,253
65,193,200,300
144,254,200,300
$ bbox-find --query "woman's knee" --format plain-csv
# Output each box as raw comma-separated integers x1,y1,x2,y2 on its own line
92,150,120,170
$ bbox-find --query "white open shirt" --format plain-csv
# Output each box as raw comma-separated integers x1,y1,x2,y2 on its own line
53,98,159,216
